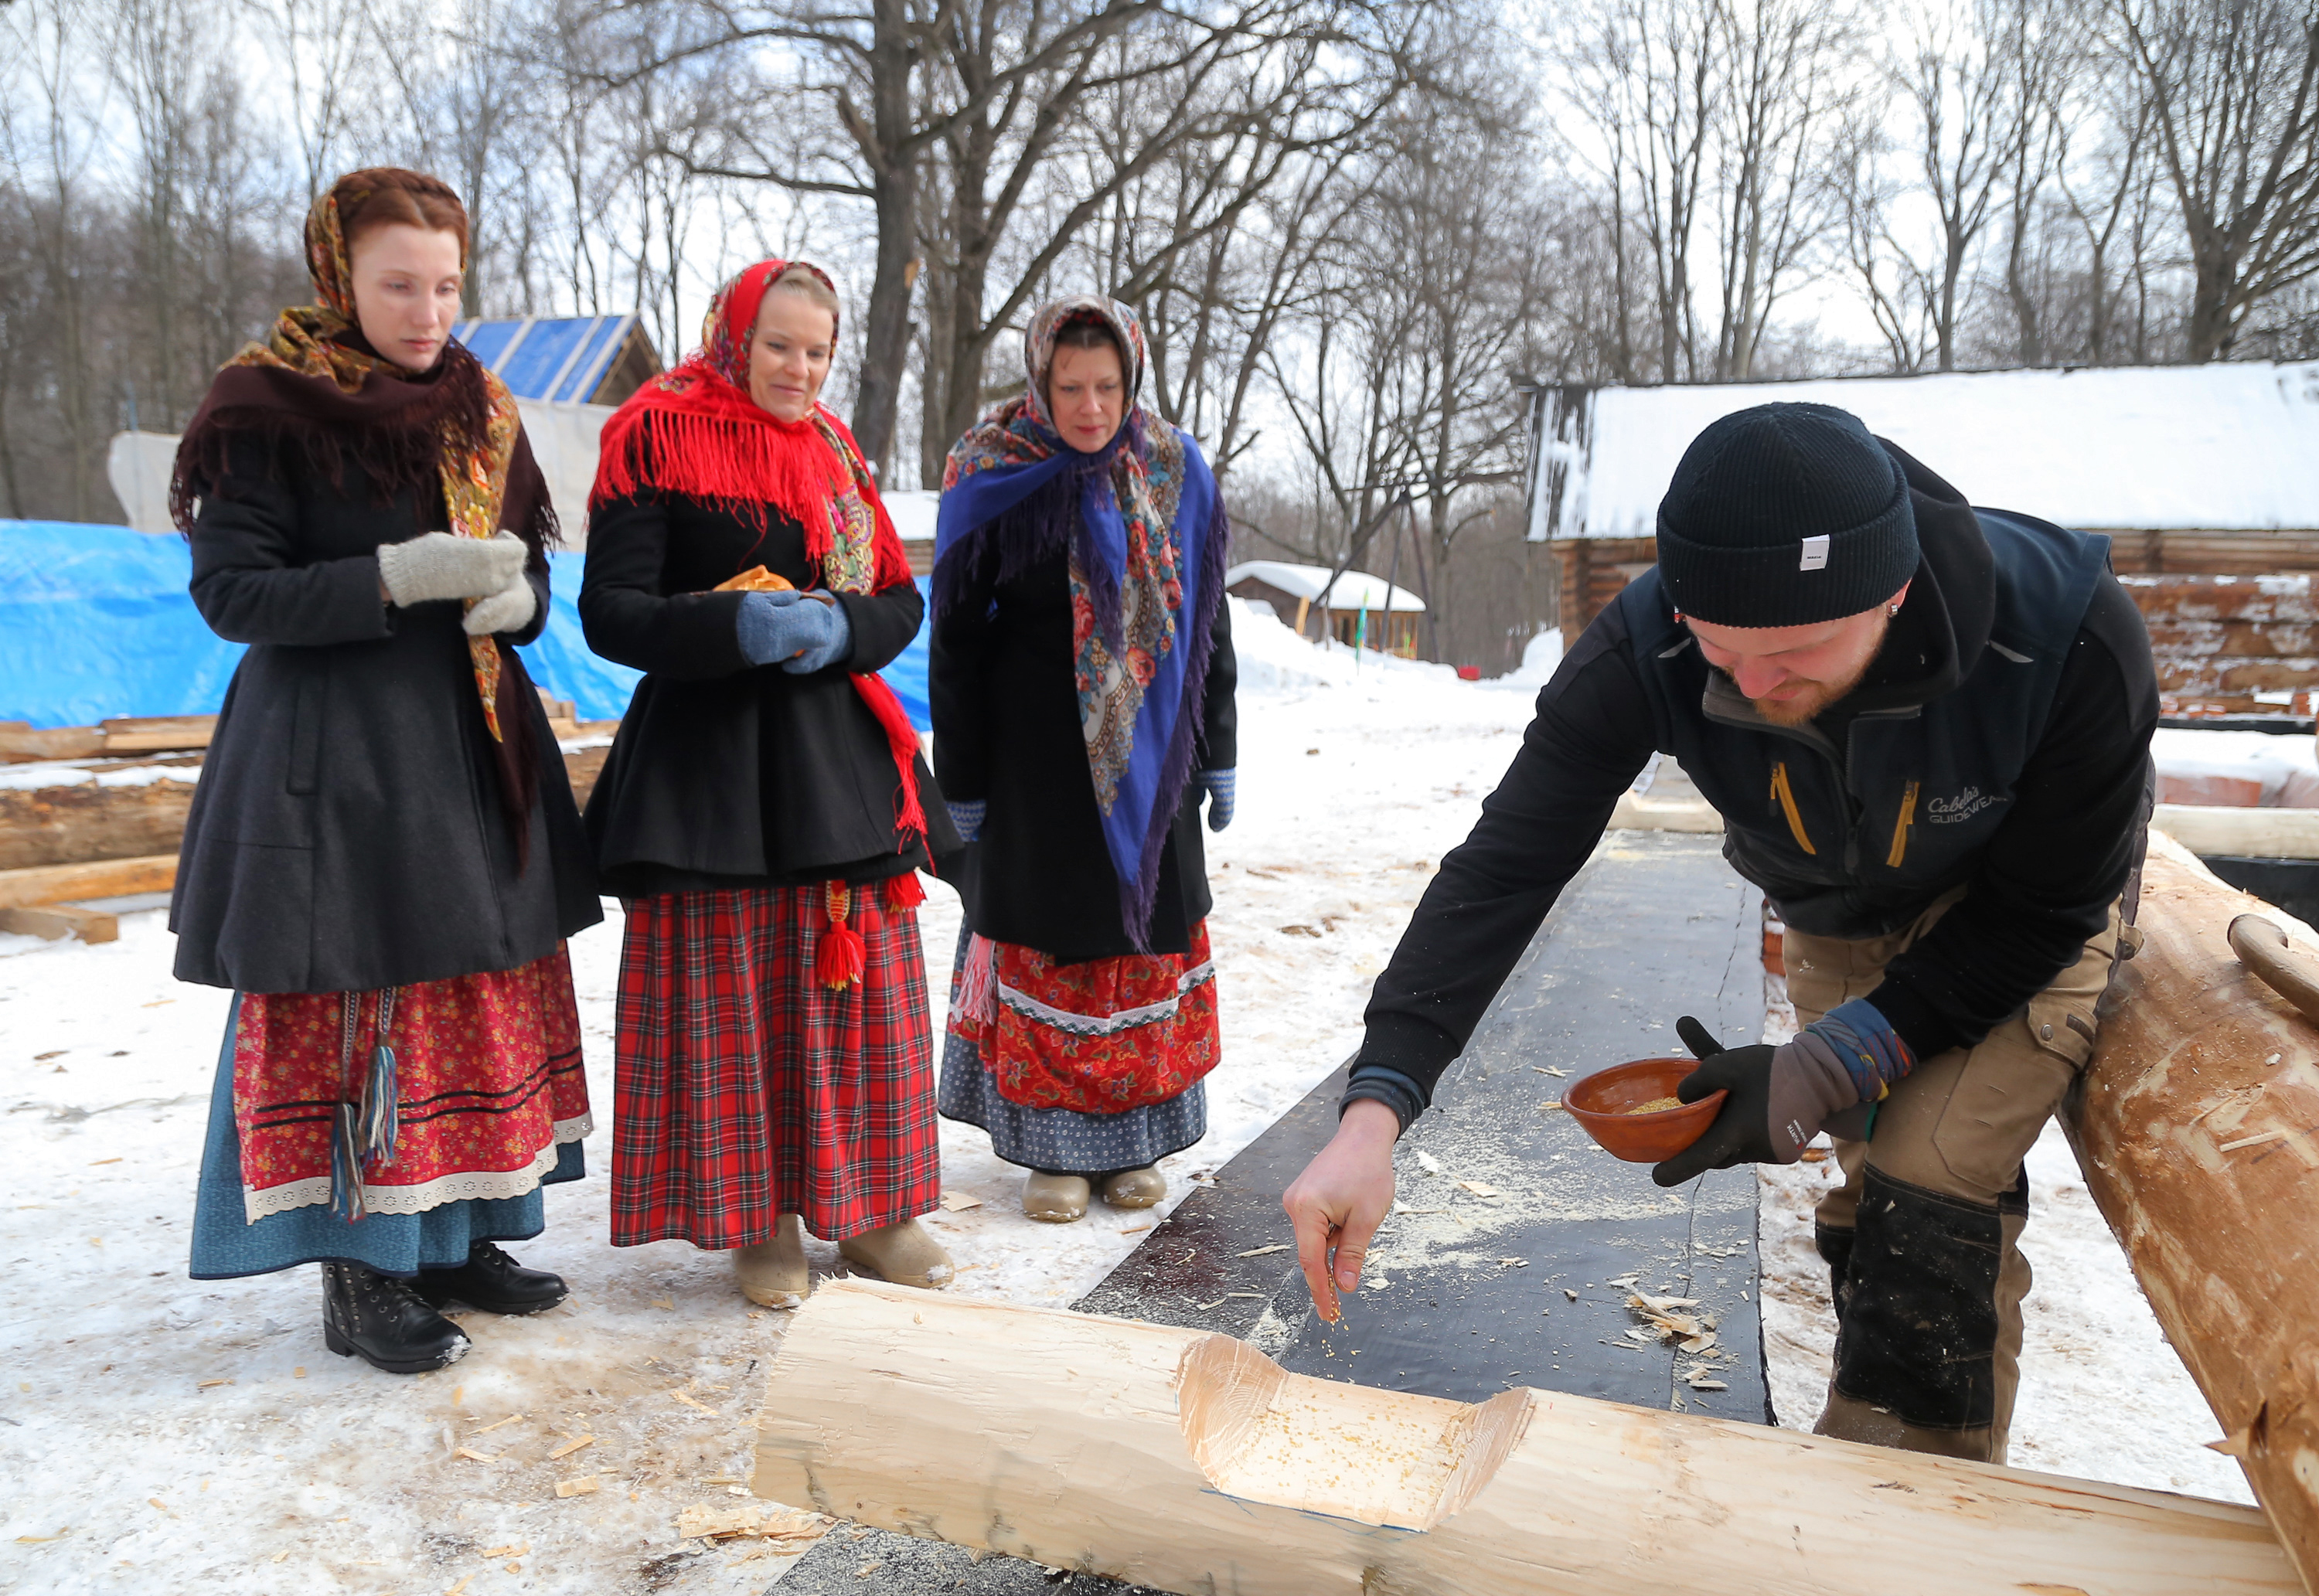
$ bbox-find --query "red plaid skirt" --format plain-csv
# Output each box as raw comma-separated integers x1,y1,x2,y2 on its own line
611,883,938,1247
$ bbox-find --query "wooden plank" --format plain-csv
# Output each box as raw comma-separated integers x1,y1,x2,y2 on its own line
0,775,199,872
2146,621,2319,657
2155,808,2319,860
97,715,215,753
752,1278,2296,1596
2067,836,2319,1592
0,726,107,764
2127,576,2319,624
0,903,118,943
0,855,176,910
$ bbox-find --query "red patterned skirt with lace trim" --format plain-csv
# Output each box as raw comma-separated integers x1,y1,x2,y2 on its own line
231,945,591,1220
949,921,1221,1114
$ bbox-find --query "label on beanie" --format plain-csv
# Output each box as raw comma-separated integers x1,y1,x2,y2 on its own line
1799,534,1830,571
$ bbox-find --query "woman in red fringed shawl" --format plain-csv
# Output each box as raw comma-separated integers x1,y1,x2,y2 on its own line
171,169,602,1377
928,296,1237,1226
581,259,962,1306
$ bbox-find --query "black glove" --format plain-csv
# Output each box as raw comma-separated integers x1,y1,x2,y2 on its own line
1650,1015,1861,1188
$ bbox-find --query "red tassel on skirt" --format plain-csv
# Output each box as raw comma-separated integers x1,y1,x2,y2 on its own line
610,883,937,1247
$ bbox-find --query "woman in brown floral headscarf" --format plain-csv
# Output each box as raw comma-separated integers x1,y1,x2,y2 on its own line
170,168,601,1376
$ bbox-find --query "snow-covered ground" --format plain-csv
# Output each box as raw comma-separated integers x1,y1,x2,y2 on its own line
0,604,2252,1594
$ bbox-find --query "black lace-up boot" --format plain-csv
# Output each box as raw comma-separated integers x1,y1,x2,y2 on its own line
414,1240,569,1315
321,1261,471,1373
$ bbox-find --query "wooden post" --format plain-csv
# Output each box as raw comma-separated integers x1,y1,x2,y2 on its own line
753,1278,2293,1595
2068,832,2319,1593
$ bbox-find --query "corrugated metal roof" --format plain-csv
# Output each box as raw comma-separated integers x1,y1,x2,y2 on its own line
451,315,645,403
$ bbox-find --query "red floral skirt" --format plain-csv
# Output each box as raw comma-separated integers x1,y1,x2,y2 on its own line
611,882,938,1247
232,946,590,1220
949,921,1220,1114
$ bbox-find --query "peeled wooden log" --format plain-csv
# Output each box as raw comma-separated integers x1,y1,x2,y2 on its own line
752,1278,2293,1595
2067,833,2319,1594
0,854,176,909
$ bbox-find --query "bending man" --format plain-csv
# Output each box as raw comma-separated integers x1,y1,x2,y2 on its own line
1283,402,2157,1463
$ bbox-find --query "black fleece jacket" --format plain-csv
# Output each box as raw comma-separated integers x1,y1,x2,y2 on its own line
1344,498,2158,1133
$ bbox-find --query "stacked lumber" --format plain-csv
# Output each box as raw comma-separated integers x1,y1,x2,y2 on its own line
2123,574,2319,716
2067,832,2319,1594
752,1278,2297,1596
0,855,178,944
0,716,216,763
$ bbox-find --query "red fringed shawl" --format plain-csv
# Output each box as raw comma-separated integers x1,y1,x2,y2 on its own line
590,258,925,847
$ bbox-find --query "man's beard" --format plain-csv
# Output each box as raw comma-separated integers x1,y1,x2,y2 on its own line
1725,612,1890,727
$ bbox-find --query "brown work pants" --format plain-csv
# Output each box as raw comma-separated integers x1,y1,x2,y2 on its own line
1783,891,2120,1464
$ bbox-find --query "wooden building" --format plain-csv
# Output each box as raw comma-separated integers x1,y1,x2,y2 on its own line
1225,560,1426,656
1524,363,2319,716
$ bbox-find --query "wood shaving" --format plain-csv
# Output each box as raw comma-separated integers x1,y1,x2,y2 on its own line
938,1191,982,1212
676,1504,829,1544
1455,1179,1501,1197
671,1390,718,1415
2221,1129,2289,1152
482,1542,529,1558
196,1379,231,1389
1117,1223,1153,1234
1196,1298,1227,1311
1234,1244,1290,1258
1540,1099,1565,1112
472,1414,523,1434
548,1434,594,1460
1685,1377,1729,1391
1413,1149,1442,1175
555,1475,601,1498
444,1578,472,1596
650,1296,676,1310
454,1448,497,1462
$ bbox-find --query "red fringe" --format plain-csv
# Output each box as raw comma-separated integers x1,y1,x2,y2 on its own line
816,882,866,991
884,872,925,912
591,375,848,536
849,675,928,846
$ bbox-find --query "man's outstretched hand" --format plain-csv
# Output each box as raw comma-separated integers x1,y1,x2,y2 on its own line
1282,1098,1399,1321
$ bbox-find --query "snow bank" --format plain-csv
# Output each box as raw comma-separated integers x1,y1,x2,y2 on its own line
1228,597,1468,698
2152,726,2319,807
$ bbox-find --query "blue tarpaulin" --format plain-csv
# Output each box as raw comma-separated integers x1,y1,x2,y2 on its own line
0,520,931,732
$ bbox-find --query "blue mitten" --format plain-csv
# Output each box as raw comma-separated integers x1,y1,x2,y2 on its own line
947,798,986,842
1197,768,1236,831
781,595,851,674
737,589,814,665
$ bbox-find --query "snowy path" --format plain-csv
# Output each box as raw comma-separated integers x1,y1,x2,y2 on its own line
0,610,2253,1594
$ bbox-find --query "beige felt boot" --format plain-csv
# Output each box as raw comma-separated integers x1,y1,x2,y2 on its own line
1022,1172,1091,1223
732,1213,810,1308
1101,1166,1166,1208
837,1218,955,1289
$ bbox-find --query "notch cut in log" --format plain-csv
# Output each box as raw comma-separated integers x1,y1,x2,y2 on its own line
2069,832,2319,1593
754,1278,2293,1595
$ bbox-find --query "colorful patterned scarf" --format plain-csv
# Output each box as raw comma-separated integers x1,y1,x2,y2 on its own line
170,176,552,859
591,259,926,845
931,295,1229,945
196,182,526,740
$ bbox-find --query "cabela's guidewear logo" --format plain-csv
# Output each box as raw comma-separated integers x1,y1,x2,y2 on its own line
1926,786,2005,824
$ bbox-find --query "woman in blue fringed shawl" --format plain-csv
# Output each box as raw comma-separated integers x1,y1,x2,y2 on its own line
928,295,1238,1224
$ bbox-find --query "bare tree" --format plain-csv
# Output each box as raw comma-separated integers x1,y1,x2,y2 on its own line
2114,0,2319,361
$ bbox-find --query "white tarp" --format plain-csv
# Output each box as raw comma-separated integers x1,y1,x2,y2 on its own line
1225,559,1426,611
1534,362,2319,541
105,400,614,543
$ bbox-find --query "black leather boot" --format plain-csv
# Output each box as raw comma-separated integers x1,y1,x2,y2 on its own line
414,1240,569,1315
322,1261,471,1373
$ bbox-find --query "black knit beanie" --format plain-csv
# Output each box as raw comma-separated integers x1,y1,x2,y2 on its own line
1655,403,1918,627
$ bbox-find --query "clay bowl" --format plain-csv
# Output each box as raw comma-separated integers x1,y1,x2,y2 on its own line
1563,1057,1727,1163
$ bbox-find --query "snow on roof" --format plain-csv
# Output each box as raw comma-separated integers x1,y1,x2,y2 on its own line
1226,560,1426,611
1531,362,2319,540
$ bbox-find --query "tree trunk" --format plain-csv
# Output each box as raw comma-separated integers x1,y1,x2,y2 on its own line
752,1278,2297,1595
2066,833,2319,1592
849,0,918,482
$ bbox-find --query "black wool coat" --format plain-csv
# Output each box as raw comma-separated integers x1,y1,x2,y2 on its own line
931,543,1237,960
579,489,959,896
170,435,602,995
